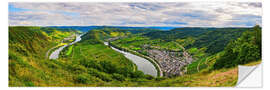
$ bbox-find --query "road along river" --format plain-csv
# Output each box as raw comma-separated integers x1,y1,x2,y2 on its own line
104,42,158,77
49,34,84,59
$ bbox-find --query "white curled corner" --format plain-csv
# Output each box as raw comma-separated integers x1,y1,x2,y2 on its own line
236,64,262,87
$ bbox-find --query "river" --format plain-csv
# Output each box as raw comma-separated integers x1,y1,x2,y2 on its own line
104,42,158,77
49,34,83,59
49,34,158,77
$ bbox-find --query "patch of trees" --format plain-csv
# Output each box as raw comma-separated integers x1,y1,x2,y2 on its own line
143,29,208,41
187,29,247,54
213,25,261,69
143,27,249,54
80,30,105,44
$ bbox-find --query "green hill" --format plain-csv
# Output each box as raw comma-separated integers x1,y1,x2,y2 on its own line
213,25,261,69
9,27,154,86
9,26,261,87
9,26,77,86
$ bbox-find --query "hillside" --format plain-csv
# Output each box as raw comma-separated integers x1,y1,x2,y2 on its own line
9,26,261,87
9,27,155,86
213,25,261,69
9,26,78,86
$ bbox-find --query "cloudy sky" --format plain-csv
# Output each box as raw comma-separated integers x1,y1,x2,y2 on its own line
9,2,262,27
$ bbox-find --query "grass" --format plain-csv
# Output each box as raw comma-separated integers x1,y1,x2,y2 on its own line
9,26,79,86
186,58,205,74
65,45,73,56
242,60,262,66
146,67,238,87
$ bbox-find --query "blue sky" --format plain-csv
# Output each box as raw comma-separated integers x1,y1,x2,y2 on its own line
9,4,28,12
9,2,262,27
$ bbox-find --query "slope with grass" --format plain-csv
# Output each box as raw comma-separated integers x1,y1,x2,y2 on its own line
9,26,79,86
9,27,156,86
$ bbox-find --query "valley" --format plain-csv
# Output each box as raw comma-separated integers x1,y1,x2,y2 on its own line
8,26,262,87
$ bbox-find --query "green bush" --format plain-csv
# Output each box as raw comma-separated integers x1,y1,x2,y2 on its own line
145,75,154,80
9,52,29,67
24,81,35,86
131,71,144,78
99,60,117,74
80,60,102,70
112,73,125,81
88,68,113,82
155,77,166,81
74,74,89,84
117,67,132,77
67,64,87,74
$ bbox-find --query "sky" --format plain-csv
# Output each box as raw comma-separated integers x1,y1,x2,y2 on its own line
9,2,262,27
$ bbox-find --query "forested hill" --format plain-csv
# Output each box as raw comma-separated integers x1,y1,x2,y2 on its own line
49,26,172,32
214,25,261,69
144,27,250,40
170,27,251,31
143,27,249,54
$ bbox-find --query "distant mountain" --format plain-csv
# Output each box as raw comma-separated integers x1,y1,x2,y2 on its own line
106,26,179,30
48,26,180,32
48,26,103,32
145,27,179,30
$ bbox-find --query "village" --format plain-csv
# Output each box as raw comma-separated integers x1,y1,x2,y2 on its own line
143,49,193,77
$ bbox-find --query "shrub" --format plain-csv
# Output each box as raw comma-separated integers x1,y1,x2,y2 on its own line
67,64,87,74
24,81,35,86
145,75,154,80
99,60,117,74
9,52,29,67
112,73,125,81
74,74,89,84
88,68,113,82
80,60,102,70
130,71,144,78
117,67,132,77
155,77,166,81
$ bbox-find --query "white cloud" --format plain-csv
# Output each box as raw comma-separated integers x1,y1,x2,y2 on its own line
9,2,262,27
